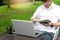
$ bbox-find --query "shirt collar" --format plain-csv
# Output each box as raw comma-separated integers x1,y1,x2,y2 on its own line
42,2,54,10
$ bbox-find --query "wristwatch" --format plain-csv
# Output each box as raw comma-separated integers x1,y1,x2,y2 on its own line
50,23,53,27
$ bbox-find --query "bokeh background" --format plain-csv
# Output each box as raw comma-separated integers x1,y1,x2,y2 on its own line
0,0,60,34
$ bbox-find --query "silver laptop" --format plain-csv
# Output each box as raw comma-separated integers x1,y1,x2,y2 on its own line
11,19,44,37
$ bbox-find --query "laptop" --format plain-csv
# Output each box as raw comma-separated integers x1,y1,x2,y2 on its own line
11,19,44,37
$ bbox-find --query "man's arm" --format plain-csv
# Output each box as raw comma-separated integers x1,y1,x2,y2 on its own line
42,22,60,27
52,22,60,27
32,16,60,27
31,16,40,23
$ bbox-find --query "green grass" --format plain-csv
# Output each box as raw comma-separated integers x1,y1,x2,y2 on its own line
53,0,60,5
0,0,60,33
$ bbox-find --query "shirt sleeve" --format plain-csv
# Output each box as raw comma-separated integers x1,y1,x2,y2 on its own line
31,7,40,20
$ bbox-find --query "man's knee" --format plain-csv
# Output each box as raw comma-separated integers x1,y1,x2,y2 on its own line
42,34,52,40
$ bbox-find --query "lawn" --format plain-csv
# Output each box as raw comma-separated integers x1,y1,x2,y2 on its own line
0,0,60,33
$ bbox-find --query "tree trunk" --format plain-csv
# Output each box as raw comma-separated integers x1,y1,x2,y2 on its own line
33,0,36,5
8,0,11,8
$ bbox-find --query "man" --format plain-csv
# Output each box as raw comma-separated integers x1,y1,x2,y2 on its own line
31,0,60,40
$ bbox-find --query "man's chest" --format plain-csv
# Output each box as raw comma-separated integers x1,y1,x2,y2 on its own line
39,9,58,22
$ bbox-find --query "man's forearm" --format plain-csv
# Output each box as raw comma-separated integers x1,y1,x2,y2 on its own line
40,22,60,27
53,22,60,27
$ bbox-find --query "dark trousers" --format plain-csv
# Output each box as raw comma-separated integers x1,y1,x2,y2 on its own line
41,32,54,40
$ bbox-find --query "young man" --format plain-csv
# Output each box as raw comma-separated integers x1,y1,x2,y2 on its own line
31,0,60,40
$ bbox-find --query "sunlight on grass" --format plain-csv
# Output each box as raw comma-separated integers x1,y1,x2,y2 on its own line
11,3,32,9
11,1,42,9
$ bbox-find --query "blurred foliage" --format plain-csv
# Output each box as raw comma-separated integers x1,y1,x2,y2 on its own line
3,0,8,5
0,0,8,5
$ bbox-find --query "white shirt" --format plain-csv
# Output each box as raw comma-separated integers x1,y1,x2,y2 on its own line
31,2,60,33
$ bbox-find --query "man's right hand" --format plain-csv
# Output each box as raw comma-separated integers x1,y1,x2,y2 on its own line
31,16,40,23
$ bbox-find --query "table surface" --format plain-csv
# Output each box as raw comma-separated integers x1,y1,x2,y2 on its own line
0,33,60,40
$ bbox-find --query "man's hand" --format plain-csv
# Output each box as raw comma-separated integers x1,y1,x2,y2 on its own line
42,22,60,27
31,16,40,23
